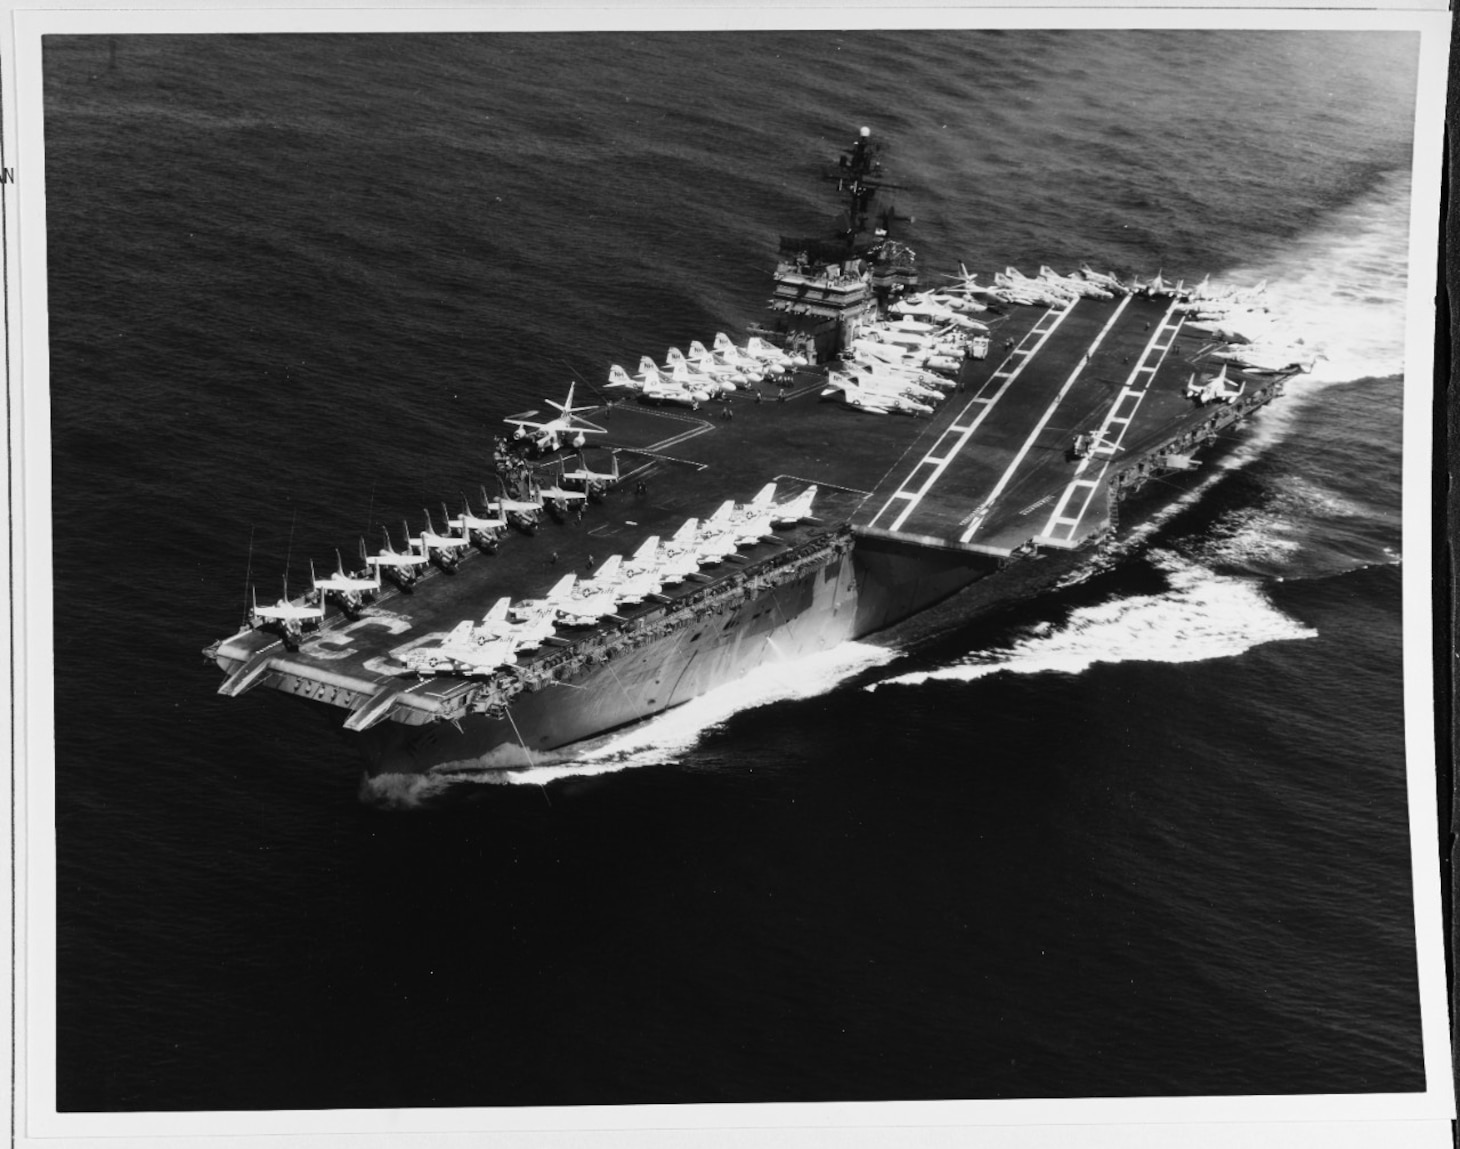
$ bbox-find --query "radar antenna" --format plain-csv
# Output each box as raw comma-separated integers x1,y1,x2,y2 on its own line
826,126,903,241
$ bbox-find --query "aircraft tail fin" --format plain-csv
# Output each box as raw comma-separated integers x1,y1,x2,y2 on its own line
639,355,661,378
630,536,659,565
547,573,577,601
688,339,711,359
483,597,511,625
607,364,636,389
671,517,699,545
592,554,623,583
713,331,736,354
750,482,776,507
664,347,687,367
545,381,575,416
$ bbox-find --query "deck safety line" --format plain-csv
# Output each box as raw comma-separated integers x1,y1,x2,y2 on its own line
867,300,1077,532
1037,302,1185,542
958,294,1134,543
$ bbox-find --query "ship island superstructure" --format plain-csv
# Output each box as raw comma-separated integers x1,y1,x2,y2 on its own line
206,128,1306,775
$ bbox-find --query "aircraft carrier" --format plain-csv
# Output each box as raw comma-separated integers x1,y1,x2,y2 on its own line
205,127,1300,776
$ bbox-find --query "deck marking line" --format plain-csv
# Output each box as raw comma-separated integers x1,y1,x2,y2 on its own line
885,301,1076,532
1036,302,1186,541
869,301,1077,531
956,294,1133,543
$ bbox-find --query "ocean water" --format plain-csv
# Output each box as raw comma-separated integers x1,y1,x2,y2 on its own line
41,30,1426,1111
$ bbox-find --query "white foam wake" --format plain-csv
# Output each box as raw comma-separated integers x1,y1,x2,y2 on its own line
497,640,898,785
1217,169,1411,388
356,641,897,805
873,551,1315,689
1185,470,1397,575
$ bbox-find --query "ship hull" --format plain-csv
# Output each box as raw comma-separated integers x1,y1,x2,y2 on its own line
355,549,865,773
351,534,1090,775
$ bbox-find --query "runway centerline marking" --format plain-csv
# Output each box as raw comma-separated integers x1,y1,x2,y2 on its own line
958,293,1134,543
1038,301,1186,543
867,300,1078,532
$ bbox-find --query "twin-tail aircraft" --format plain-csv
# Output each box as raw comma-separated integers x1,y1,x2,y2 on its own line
419,507,469,572
249,577,326,647
366,525,431,591
1185,366,1247,406
311,545,382,619
559,450,620,500
454,491,508,550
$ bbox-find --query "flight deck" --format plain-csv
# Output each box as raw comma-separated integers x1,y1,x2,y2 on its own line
209,290,1286,735
855,293,1283,554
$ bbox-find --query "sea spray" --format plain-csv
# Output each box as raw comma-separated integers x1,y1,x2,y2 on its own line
871,550,1316,689
500,640,898,784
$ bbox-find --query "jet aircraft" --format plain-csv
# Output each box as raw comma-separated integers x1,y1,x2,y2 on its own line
665,346,741,389
657,518,702,583
771,485,818,525
616,537,666,604
509,574,579,622
714,332,785,377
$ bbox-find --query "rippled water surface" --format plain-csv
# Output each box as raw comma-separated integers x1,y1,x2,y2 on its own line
42,29,1426,1111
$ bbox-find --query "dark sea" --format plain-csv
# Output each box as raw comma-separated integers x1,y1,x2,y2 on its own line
42,30,1428,1113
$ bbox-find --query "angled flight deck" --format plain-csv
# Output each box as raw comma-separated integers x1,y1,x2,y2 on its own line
855,292,1252,555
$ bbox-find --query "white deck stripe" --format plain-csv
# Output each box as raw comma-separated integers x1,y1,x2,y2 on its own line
867,301,1077,531
1037,302,1185,540
887,303,1077,532
958,293,1133,542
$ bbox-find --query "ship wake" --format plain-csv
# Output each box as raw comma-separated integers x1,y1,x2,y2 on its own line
498,640,898,784
361,640,899,803
870,550,1315,689
1217,168,1411,389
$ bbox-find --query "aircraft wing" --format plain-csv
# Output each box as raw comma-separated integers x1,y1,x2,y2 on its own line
254,604,324,621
